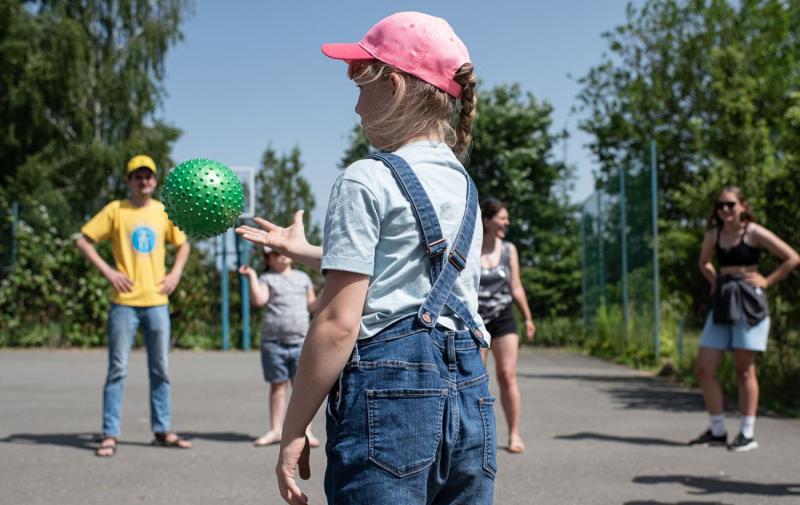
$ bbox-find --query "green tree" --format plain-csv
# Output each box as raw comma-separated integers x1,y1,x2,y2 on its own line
255,145,320,247
1,0,189,231
577,0,800,320
0,1,194,347
338,84,581,317
338,124,373,169
577,0,800,411
471,84,580,317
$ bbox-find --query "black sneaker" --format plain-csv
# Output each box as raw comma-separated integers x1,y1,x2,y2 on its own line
688,429,727,446
728,432,758,452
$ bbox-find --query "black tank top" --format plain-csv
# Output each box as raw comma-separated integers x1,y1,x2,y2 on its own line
716,224,761,267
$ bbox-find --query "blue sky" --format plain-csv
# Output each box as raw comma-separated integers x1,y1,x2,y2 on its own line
162,1,635,226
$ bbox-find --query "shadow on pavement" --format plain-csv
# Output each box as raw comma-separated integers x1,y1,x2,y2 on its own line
0,432,151,451
555,431,686,447
624,501,733,505
518,373,706,413
182,431,254,443
633,475,800,497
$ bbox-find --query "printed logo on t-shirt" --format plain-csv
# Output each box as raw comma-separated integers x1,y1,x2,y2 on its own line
132,226,156,254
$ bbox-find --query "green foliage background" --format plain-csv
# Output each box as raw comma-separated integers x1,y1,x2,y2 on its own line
2,0,799,413
576,0,800,413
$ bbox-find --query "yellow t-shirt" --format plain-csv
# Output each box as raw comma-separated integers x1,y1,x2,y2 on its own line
81,199,187,307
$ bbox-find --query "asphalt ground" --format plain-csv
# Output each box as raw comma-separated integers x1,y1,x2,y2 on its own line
1,347,798,505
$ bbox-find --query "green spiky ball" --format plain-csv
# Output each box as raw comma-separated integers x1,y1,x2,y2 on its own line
162,158,245,239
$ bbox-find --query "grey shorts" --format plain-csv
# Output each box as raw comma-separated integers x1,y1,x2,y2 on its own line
699,310,770,352
260,340,303,383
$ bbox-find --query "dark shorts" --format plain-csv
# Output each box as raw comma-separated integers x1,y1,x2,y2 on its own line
483,304,518,339
260,340,303,383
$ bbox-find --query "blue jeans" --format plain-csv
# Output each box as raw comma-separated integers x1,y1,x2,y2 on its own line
103,304,171,436
324,316,496,504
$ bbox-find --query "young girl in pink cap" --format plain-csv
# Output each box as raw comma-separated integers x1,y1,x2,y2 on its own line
237,11,495,504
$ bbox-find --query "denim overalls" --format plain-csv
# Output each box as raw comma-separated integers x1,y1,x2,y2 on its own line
324,153,497,504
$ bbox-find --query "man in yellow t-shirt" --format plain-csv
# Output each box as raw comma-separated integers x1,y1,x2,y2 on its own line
76,154,192,457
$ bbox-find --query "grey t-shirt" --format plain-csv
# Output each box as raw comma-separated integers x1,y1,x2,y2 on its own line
258,270,312,344
320,141,489,342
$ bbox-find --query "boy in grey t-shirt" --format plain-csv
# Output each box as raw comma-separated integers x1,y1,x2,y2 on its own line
239,247,319,447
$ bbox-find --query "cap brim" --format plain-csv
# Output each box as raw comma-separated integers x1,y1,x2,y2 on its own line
127,166,156,175
321,43,373,61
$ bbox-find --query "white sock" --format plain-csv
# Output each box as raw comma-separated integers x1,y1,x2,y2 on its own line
709,414,726,437
740,415,756,439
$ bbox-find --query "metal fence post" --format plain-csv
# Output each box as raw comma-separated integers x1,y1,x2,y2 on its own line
237,231,251,351
651,140,660,360
597,191,606,306
221,232,230,351
580,210,588,324
619,166,629,342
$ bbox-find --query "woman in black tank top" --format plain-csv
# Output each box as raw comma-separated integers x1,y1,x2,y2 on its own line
691,186,799,451
479,199,536,454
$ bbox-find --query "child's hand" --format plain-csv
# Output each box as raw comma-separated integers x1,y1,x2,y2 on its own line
235,210,309,258
276,434,311,504
238,265,255,277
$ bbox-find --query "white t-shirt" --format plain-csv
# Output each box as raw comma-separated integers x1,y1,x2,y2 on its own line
321,141,488,341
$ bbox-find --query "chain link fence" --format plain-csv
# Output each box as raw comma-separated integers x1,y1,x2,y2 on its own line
580,141,662,361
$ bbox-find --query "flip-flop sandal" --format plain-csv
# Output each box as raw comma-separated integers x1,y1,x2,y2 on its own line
151,432,191,449
95,437,117,457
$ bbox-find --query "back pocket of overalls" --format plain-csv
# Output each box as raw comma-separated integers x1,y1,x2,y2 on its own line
366,388,448,477
479,396,497,478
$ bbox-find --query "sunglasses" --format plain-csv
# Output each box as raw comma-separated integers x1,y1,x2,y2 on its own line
716,201,736,210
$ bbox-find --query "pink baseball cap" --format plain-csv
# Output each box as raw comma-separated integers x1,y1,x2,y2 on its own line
321,12,471,98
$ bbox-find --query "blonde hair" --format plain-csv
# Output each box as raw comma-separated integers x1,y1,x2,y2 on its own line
348,61,477,160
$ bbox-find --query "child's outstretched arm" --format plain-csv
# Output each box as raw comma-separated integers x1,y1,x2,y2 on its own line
276,269,368,504
306,285,319,314
238,266,270,307
236,210,323,272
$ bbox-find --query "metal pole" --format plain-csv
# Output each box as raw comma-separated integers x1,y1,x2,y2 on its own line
580,209,588,325
619,166,629,343
597,191,606,306
221,231,230,351
237,230,251,351
651,140,660,360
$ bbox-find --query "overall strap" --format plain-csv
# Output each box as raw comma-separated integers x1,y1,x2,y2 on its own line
368,153,485,343
419,174,484,340
369,153,448,281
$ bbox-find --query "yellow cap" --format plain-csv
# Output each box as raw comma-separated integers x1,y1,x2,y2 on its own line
126,154,157,175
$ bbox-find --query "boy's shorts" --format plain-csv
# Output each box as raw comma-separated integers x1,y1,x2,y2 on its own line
699,311,770,352
260,340,303,383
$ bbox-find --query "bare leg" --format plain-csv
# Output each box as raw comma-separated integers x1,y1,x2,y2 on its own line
492,333,524,453
694,347,725,415
254,381,287,446
733,350,758,416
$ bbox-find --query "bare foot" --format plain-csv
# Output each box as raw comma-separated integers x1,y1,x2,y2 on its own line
95,436,117,457
254,431,281,447
508,434,526,454
306,431,321,448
